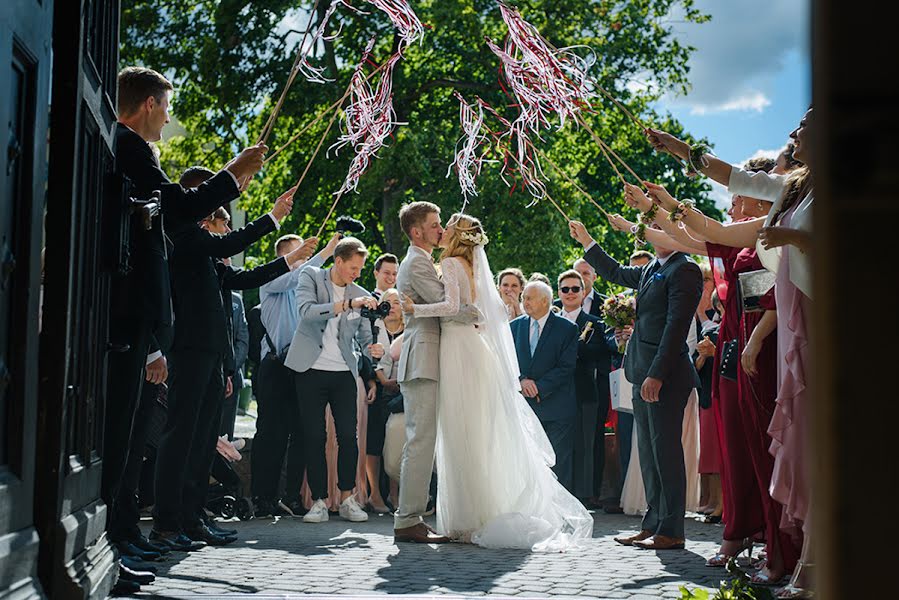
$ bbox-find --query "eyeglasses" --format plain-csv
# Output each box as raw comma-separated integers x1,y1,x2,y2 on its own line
559,286,582,294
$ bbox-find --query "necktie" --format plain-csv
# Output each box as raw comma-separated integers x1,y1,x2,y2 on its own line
583,294,592,315
529,318,540,355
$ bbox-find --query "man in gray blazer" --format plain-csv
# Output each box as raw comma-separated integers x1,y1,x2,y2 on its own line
570,220,702,550
391,202,454,544
283,237,381,524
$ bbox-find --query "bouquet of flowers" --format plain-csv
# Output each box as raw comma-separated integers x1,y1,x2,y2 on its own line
601,294,637,353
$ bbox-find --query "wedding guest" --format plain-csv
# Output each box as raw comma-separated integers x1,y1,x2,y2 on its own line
151,175,313,547
365,288,404,513
283,237,380,524
511,281,579,490
497,267,526,320
372,253,398,299
105,66,265,554
570,218,702,550
557,270,607,503
604,250,653,514
644,112,814,595
695,283,723,523
252,233,338,517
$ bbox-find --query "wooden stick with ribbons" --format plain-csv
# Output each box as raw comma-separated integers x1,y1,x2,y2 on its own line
575,113,646,189
256,0,323,147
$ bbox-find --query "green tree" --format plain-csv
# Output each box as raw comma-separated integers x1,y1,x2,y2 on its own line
121,0,717,294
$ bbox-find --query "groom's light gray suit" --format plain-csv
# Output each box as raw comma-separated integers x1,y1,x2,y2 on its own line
394,245,444,529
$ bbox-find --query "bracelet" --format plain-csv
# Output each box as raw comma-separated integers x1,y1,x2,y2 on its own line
686,144,710,176
631,203,659,249
668,199,695,223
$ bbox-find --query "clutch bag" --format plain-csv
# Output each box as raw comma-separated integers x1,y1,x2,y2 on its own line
738,269,776,314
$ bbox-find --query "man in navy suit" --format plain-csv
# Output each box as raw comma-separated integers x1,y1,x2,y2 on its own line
510,281,579,490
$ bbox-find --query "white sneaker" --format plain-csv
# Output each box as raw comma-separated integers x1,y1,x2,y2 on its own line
303,499,329,523
338,496,369,522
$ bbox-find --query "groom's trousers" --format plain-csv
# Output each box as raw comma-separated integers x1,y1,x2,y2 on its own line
394,378,438,529
632,381,689,540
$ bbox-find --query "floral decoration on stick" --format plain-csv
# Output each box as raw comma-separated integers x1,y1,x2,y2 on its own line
601,294,637,353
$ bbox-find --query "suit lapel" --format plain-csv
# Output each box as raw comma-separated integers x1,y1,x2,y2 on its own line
533,313,555,359
636,254,682,301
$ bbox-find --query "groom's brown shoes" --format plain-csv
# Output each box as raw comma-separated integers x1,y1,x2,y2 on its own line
614,529,653,546
633,534,686,550
394,523,451,544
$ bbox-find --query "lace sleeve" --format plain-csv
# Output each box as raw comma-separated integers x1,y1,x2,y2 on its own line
412,258,461,318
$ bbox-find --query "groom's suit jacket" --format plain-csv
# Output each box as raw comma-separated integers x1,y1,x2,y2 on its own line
396,246,444,383
511,312,579,422
584,245,702,392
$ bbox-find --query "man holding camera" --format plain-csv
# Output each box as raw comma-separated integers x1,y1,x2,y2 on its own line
284,237,383,523
252,233,339,517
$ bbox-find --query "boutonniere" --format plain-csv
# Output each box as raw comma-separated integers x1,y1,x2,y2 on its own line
579,321,594,342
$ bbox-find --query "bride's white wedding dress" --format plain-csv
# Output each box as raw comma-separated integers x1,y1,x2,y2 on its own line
412,247,593,551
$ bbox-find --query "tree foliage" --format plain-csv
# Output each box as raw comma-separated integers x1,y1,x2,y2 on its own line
122,0,718,294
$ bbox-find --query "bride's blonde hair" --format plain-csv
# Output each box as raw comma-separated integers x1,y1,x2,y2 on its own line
440,213,486,298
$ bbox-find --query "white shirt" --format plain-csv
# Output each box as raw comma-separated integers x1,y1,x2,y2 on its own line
656,253,673,266
561,307,581,323
582,290,595,315
311,283,349,372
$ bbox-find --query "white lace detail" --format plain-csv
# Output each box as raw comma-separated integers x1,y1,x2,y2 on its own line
411,257,467,318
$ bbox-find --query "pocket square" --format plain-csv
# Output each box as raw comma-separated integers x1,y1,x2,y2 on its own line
652,273,666,281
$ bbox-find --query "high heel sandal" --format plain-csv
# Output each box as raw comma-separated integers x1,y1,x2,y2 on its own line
705,538,753,567
775,562,815,599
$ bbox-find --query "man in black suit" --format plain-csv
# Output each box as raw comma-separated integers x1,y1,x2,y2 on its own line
510,281,579,490
151,168,315,546
570,219,702,550
104,66,267,547
556,269,612,504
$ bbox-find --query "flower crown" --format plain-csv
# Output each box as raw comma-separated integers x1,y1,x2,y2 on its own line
457,229,489,246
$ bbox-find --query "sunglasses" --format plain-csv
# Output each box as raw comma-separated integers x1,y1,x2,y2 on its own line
559,286,582,294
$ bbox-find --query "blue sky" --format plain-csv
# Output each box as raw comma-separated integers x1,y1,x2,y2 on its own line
653,0,811,207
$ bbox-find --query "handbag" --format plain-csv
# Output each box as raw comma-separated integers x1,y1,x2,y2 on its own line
718,338,739,381
737,269,776,314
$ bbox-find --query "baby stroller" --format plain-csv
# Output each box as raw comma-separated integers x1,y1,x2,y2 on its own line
145,383,254,521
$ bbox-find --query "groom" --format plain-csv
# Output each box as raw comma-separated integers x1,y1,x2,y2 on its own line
392,201,451,543
569,220,702,550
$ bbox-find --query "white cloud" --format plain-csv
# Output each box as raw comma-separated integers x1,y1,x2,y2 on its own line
689,91,771,115
663,0,809,115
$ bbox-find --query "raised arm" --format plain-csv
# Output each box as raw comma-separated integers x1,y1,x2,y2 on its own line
569,221,644,290
221,258,290,291
644,128,734,186
639,182,765,249
607,212,707,256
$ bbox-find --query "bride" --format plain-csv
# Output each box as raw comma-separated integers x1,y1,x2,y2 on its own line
402,213,593,550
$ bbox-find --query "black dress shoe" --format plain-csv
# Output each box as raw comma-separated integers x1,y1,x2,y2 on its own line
149,529,206,552
121,555,158,574
116,541,162,562
184,523,237,546
111,579,141,596
203,517,238,537
252,497,275,519
287,500,307,517
130,533,170,555
119,563,156,585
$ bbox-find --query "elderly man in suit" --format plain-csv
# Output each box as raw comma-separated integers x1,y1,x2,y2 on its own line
284,237,381,525
511,281,579,490
569,219,702,551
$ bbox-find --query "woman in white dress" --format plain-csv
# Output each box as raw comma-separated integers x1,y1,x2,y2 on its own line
401,214,593,551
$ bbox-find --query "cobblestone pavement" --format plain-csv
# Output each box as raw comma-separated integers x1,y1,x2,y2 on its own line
133,511,732,599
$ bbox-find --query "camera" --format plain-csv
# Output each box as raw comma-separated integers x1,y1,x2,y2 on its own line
336,215,365,235
360,300,391,321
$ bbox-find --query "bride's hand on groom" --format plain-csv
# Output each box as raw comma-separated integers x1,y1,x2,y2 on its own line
400,293,415,314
